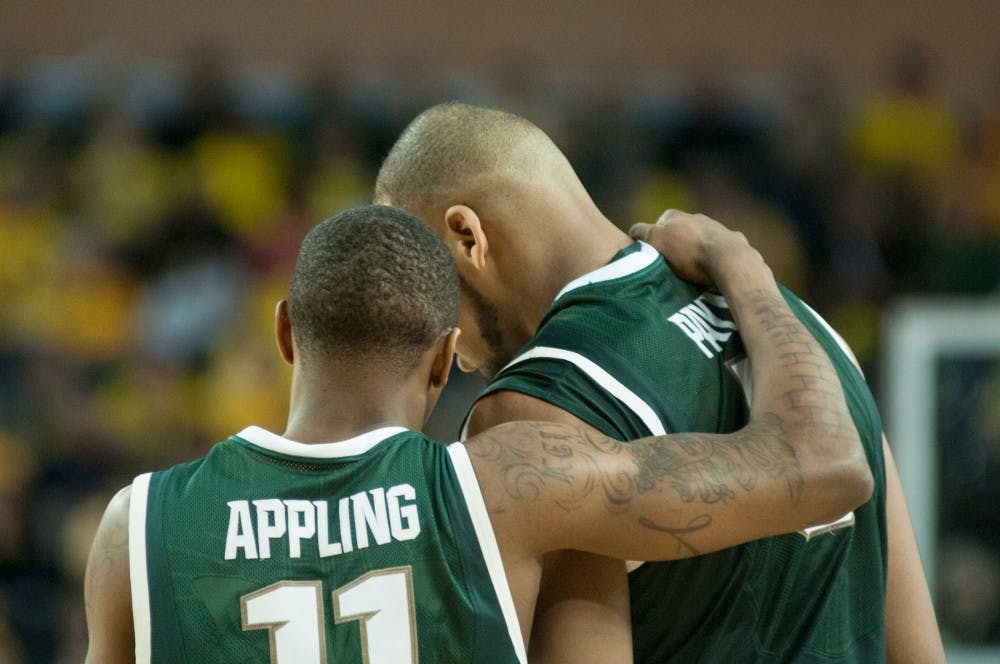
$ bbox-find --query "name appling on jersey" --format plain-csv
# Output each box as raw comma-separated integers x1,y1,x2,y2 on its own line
667,292,736,359
224,483,421,560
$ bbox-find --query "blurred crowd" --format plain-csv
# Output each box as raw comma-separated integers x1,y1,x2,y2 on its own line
1,41,999,660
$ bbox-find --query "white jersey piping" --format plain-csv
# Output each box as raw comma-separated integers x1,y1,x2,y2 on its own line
495,346,667,437
129,472,153,664
446,443,528,664
236,425,408,459
552,241,659,304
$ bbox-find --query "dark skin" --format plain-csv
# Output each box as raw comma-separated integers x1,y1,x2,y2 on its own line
84,213,872,662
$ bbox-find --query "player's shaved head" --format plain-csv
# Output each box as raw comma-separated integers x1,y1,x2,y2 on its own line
287,204,459,372
374,103,621,378
374,102,574,220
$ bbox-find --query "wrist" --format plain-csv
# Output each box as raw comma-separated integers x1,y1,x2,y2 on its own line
703,243,773,289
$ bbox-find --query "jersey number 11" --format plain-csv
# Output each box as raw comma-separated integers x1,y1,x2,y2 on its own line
240,565,418,663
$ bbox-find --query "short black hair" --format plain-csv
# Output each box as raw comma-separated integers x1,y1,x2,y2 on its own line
374,102,538,215
287,205,459,371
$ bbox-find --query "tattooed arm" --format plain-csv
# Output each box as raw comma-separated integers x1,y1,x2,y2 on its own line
468,282,870,561
464,213,871,648
84,486,134,664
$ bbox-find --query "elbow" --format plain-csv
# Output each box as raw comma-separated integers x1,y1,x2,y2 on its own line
837,420,874,509
798,425,873,523
797,450,873,530
842,449,875,509
821,432,874,515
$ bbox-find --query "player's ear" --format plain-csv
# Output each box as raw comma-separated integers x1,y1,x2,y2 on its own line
444,205,488,272
423,327,459,425
275,300,295,365
429,327,460,389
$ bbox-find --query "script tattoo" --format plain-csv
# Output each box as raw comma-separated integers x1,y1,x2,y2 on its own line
471,419,798,512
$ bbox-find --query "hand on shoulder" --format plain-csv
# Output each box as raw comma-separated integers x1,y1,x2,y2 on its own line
629,209,770,288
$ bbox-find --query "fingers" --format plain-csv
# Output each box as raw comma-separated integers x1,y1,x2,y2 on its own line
630,209,687,241
655,208,683,225
628,222,652,242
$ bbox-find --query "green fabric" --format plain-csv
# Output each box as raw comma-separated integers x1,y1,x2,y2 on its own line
474,242,888,663
140,430,520,663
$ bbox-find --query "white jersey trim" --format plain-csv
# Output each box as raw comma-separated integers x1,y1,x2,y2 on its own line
552,241,659,304
446,443,528,664
236,425,409,459
461,242,663,439
129,472,153,664
497,346,667,437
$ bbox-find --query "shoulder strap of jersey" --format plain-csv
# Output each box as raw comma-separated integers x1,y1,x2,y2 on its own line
460,345,667,440
128,472,154,664
552,241,660,303
445,443,527,664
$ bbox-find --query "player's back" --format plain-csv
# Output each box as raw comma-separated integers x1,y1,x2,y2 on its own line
473,241,888,662
128,426,524,663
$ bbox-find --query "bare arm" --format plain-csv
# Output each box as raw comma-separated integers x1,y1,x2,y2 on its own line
84,485,134,664
883,436,945,663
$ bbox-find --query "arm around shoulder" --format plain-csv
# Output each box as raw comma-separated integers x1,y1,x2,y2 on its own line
84,485,135,664
468,251,873,561
696,244,873,529
633,212,873,524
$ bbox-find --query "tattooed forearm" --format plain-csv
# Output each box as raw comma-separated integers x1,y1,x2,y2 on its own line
466,282,866,553
630,414,802,506
746,289,855,433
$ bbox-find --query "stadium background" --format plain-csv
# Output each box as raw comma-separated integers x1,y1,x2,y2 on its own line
1,1,998,660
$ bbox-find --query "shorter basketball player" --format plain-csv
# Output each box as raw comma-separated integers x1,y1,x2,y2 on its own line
84,205,871,663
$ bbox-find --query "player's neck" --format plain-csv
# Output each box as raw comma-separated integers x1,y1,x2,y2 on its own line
515,208,632,332
551,211,633,291
282,364,426,443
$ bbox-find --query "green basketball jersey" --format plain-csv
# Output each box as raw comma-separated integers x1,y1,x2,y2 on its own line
128,426,526,664
466,241,888,663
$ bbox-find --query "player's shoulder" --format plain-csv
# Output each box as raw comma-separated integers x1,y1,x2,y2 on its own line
466,389,592,437
84,483,135,664
88,484,133,569
105,484,132,522
536,263,698,354
104,483,134,533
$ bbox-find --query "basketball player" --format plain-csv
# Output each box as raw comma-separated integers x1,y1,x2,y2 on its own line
85,205,871,663
374,103,944,662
